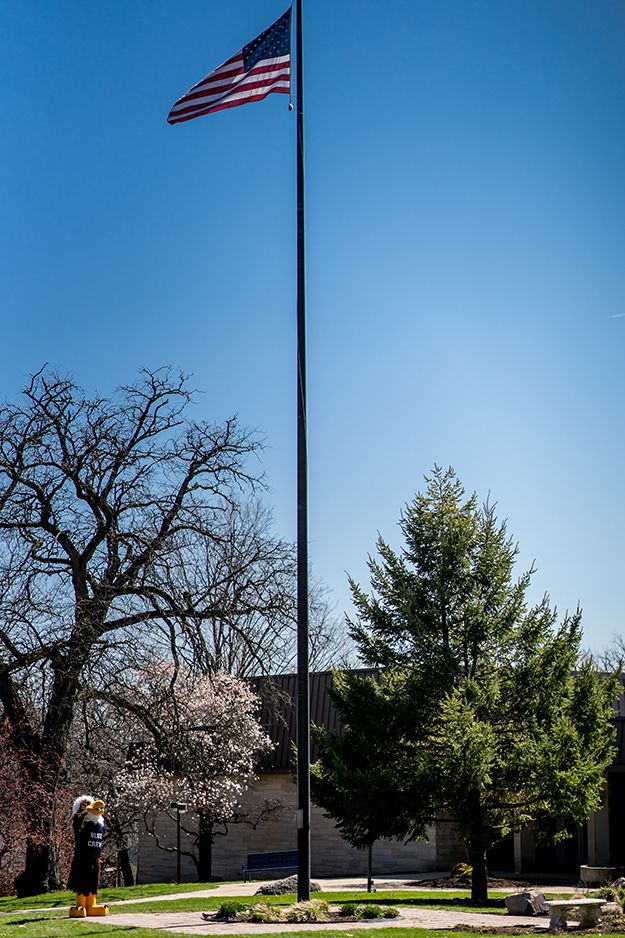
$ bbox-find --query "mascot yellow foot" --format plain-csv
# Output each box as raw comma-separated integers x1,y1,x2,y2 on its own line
85,892,109,916
68,895,87,917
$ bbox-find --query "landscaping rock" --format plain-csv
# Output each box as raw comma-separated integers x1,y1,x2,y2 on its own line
255,875,322,895
504,890,548,916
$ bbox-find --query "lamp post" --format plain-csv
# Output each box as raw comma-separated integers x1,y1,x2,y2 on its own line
170,802,188,884
367,842,374,893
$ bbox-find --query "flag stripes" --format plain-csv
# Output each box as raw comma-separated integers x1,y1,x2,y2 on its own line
167,10,291,124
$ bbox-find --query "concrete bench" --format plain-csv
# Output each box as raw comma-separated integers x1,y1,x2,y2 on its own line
241,849,298,882
544,898,606,929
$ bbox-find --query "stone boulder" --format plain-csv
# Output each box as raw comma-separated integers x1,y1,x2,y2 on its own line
255,875,322,895
505,890,548,916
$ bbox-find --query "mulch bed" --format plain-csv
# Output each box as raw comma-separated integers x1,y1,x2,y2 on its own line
447,910,625,934
404,876,534,890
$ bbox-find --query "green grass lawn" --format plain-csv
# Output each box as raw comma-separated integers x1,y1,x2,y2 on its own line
2,927,625,938
0,886,577,938
0,922,166,937
0,881,220,913
110,888,568,916
0,887,511,916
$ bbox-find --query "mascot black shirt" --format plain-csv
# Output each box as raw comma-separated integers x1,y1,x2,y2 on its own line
78,817,104,858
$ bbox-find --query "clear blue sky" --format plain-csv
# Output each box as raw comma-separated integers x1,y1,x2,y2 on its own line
1,0,624,653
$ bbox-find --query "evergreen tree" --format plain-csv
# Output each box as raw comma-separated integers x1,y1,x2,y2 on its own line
312,466,619,901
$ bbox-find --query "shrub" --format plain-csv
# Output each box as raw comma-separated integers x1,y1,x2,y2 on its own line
285,900,331,922
593,886,625,910
217,900,247,920
339,902,358,917
597,887,617,900
237,900,331,925
451,862,473,879
360,904,384,919
383,907,400,918
247,903,283,924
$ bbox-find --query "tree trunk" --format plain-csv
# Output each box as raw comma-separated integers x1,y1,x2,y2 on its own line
47,840,63,891
197,814,213,882
468,813,488,903
109,819,136,887
14,840,53,898
13,809,63,896
10,649,88,896
12,770,64,896
118,848,135,887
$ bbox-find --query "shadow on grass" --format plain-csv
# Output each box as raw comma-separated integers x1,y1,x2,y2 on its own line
325,894,505,913
357,897,503,910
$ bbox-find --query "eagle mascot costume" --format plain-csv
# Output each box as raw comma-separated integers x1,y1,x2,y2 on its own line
67,795,109,917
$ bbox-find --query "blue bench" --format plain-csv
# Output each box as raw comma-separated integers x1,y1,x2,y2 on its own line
241,849,298,882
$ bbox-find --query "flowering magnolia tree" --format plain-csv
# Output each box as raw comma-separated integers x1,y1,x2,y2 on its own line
114,667,279,880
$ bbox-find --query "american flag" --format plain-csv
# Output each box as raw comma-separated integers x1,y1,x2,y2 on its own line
167,10,291,124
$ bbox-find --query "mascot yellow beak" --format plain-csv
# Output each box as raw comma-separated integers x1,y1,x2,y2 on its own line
88,800,106,816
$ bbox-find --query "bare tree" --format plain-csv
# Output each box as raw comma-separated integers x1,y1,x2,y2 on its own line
160,502,296,676
582,634,625,672
160,503,353,677
308,579,355,672
0,367,262,895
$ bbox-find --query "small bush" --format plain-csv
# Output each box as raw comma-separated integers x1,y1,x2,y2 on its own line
237,899,331,924
217,900,247,920
339,902,358,917
595,886,625,903
597,887,616,899
360,904,384,919
285,900,331,922
451,862,473,879
247,902,283,924
383,907,400,918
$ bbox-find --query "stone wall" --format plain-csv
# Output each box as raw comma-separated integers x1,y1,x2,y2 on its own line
137,810,198,885
137,773,463,883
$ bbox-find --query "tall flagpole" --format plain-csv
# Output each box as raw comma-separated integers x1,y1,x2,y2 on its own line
295,0,311,905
